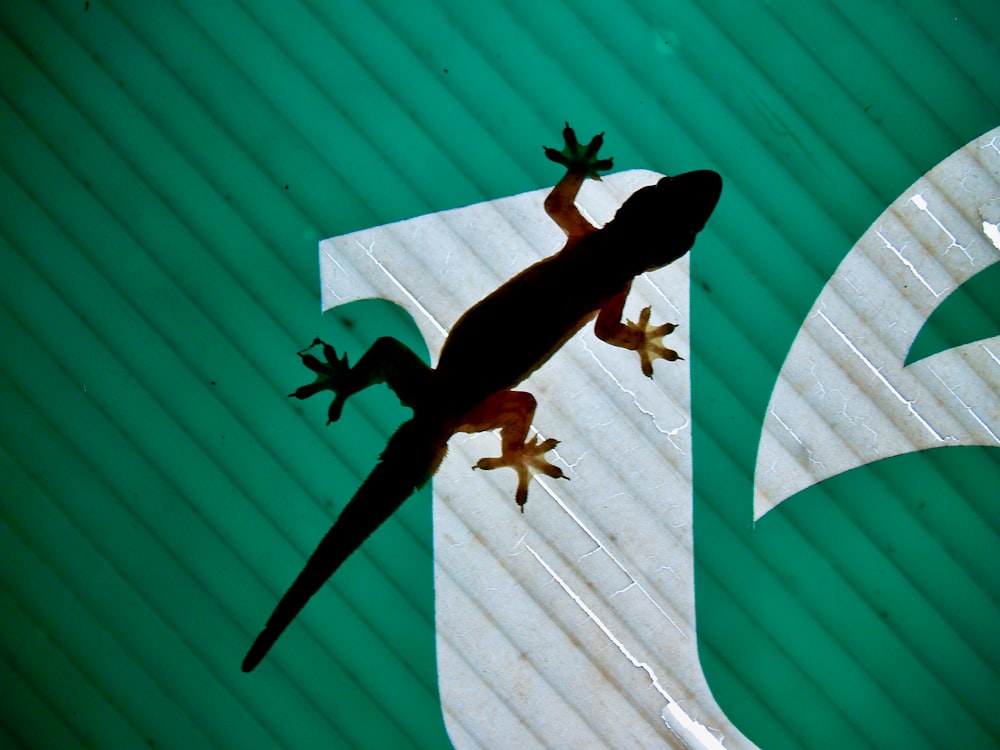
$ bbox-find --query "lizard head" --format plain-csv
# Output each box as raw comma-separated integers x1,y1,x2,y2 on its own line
608,169,722,272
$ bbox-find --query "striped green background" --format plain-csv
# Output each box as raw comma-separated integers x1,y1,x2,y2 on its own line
1,1,997,748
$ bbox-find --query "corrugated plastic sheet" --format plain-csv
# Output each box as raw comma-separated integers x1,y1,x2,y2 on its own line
1,1,998,748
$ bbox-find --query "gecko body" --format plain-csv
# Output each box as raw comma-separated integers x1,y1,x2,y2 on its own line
243,125,721,672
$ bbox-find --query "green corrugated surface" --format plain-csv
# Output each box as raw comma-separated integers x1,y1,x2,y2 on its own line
0,1,997,748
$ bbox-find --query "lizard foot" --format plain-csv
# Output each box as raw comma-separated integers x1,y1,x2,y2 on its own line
289,338,353,423
473,436,567,512
627,306,682,378
543,122,614,180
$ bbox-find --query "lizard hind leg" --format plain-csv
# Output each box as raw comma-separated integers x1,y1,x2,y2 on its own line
459,390,567,511
291,336,430,424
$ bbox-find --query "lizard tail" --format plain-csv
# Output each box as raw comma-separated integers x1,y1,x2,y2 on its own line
242,417,448,672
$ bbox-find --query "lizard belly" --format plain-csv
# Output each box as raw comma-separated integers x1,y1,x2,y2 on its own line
438,305,596,403
436,257,621,402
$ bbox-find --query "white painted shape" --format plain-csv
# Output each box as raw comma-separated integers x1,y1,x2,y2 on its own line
754,126,1000,520
321,170,757,749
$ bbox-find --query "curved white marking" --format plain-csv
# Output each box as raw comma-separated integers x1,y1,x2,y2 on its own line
754,126,1000,520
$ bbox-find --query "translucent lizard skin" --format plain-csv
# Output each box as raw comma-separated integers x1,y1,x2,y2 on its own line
243,125,721,672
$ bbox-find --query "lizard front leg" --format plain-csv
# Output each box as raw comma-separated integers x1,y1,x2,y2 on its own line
543,123,614,241
291,336,430,423
457,390,566,512
595,285,681,378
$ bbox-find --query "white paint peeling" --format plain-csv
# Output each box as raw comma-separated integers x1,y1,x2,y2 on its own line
983,220,1000,251
909,192,975,265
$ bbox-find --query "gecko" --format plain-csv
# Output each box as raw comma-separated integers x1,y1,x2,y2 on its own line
242,124,722,672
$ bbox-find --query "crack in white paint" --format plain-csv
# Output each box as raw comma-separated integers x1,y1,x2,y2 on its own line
658,565,682,582
843,274,904,330
927,365,1000,444
983,343,1000,367
828,389,880,449
664,416,691,449
843,273,901,330
358,238,449,338
771,409,826,469
806,358,828,396
817,310,945,443
523,544,724,750
581,341,688,454
760,447,779,477
874,228,944,297
909,193,975,265
612,581,639,597
320,246,354,303
980,136,1000,156
643,274,684,318
583,341,666,428
530,472,688,641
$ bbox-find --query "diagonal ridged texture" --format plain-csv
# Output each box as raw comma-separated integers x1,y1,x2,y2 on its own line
0,0,998,748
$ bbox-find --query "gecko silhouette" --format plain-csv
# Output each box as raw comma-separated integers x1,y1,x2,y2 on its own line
243,124,722,672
